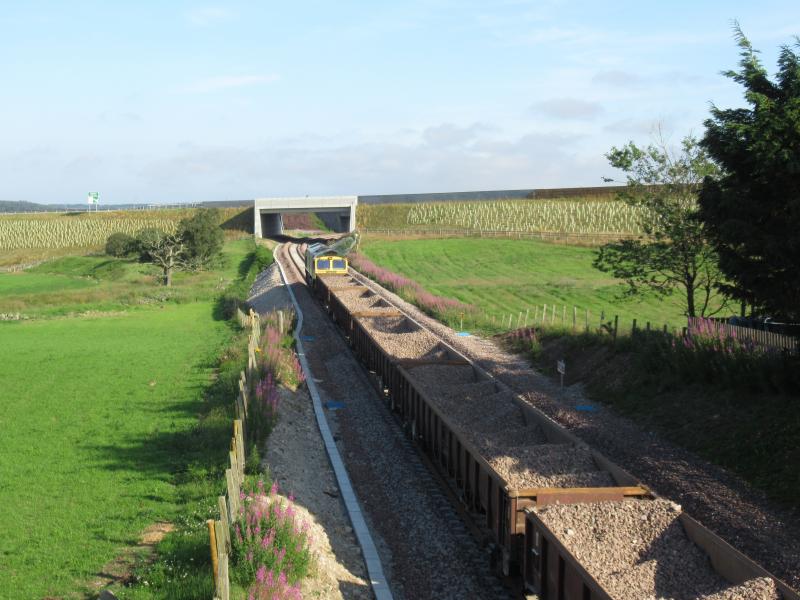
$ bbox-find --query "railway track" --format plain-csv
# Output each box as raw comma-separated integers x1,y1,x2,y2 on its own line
279,239,800,600
276,242,513,600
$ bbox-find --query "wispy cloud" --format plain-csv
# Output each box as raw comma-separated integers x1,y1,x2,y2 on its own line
592,70,642,87
186,6,232,26
532,98,604,120
181,74,279,93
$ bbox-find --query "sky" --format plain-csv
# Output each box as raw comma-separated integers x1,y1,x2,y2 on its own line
0,1,798,204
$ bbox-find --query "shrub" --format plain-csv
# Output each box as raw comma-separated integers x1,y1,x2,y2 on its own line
104,232,135,257
233,479,312,590
349,252,475,319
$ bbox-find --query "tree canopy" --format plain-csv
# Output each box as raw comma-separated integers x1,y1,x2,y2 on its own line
594,133,725,317
179,208,224,268
699,28,800,320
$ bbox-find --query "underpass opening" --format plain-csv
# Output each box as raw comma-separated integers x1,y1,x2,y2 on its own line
254,196,357,237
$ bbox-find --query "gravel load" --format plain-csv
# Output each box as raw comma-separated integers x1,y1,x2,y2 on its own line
362,317,443,358
425,384,521,432
536,499,780,600
484,443,604,487
406,364,478,388
336,289,398,314
323,275,362,290
699,577,780,600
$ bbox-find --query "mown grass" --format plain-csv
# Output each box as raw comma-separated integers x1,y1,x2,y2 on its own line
0,239,257,599
359,237,690,332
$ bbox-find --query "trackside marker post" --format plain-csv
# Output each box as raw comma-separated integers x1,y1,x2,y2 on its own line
557,359,566,388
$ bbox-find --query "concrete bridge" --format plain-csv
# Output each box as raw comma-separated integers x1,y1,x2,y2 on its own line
253,196,358,237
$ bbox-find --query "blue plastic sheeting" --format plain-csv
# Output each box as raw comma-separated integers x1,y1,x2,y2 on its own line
575,404,598,412
301,335,315,341
325,401,346,410
456,332,471,337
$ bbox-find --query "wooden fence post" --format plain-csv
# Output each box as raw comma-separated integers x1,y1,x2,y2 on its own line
218,496,231,551
572,306,577,331
632,319,637,336
207,519,219,585
613,315,619,342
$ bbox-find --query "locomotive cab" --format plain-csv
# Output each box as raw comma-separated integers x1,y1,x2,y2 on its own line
305,243,348,283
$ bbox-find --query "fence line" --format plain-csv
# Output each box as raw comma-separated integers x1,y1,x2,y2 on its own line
208,307,292,600
490,302,675,342
687,316,798,353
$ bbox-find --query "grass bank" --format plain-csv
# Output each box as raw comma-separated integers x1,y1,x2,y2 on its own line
508,326,800,511
358,237,689,332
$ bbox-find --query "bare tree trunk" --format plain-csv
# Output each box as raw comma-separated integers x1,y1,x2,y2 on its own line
165,264,172,286
686,283,696,317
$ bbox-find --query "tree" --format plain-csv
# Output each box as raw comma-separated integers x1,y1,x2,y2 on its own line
136,229,186,286
593,133,726,317
698,28,800,321
105,232,135,257
178,209,224,268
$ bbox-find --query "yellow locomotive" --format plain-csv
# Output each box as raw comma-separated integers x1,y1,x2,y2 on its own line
304,242,348,284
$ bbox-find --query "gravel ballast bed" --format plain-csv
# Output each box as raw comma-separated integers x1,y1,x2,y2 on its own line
536,499,780,600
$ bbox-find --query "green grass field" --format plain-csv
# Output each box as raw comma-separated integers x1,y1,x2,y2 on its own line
359,237,690,331
0,240,253,599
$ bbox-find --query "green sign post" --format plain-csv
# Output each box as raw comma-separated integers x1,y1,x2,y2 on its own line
87,192,99,211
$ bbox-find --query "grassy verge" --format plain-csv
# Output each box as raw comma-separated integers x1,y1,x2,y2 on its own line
358,236,690,333
0,239,263,599
506,325,800,511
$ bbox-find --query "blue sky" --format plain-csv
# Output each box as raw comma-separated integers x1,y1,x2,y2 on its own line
1,1,797,204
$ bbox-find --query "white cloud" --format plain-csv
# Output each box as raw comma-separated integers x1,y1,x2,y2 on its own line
181,74,279,93
531,98,604,120
186,6,232,26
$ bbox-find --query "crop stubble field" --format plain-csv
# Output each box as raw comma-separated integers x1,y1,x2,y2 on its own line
0,240,252,599
0,207,251,267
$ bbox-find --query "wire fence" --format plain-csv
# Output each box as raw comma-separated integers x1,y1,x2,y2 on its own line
360,228,637,245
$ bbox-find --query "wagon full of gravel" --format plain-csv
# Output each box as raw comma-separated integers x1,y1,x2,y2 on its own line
394,361,649,575
523,498,797,600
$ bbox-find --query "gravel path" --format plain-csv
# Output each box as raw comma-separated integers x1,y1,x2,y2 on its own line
277,245,512,600
348,268,800,592
266,387,372,599
249,267,371,599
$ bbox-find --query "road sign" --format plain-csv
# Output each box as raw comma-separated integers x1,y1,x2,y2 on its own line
87,192,99,204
